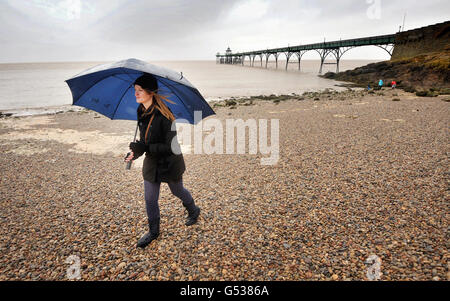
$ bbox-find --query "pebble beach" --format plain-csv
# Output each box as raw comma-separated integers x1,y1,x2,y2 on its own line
0,88,448,281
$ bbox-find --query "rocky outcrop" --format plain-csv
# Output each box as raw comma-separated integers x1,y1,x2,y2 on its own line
323,21,450,94
323,49,450,92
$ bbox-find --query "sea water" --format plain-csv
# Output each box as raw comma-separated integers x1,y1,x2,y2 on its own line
0,60,379,115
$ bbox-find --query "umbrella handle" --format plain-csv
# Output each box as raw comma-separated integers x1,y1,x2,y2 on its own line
126,123,139,170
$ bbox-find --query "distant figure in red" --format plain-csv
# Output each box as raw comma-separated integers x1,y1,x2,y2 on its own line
391,80,397,89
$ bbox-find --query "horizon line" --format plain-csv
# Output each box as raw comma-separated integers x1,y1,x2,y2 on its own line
0,58,385,65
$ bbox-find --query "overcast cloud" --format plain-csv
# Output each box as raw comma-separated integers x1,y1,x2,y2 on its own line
0,0,449,63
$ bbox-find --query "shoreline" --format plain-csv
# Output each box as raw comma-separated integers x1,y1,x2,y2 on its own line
0,84,357,119
1,86,448,120
0,104,87,118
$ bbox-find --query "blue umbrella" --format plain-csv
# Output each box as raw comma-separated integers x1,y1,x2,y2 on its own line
65,58,215,124
65,58,215,169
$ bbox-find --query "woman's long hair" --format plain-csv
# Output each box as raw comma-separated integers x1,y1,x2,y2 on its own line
139,91,176,121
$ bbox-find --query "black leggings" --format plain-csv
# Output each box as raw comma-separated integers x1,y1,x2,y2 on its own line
144,179,195,222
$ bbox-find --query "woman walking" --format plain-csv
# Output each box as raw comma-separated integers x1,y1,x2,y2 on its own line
125,73,200,249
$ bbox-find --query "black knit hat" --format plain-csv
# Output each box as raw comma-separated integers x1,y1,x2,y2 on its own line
134,73,158,92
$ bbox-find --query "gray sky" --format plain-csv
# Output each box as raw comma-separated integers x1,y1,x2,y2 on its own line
1,0,449,63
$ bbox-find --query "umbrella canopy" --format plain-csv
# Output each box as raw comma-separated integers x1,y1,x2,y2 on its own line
65,58,215,124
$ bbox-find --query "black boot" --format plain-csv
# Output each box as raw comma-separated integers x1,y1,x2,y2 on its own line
185,206,200,226
136,218,160,249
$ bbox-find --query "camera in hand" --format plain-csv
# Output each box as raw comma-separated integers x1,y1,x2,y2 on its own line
125,152,133,170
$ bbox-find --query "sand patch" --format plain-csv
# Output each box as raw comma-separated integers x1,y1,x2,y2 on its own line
0,120,192,158
0,128,130,156
333,114,359,119
292,108,314,112
380,118,406,122
1,140,50,155
0,115,57,130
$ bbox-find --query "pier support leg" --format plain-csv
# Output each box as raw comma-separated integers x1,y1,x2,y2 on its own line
319,57,325,74
285,52,290,70
331,47,354,74
316,49,332,74
284,52,294,71
295,51,308,72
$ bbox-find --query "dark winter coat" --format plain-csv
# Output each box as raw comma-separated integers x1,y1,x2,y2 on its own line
134,104,186,183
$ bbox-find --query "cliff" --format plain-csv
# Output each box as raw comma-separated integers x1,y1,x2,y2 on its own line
391,21,450,60
323,21,450,94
